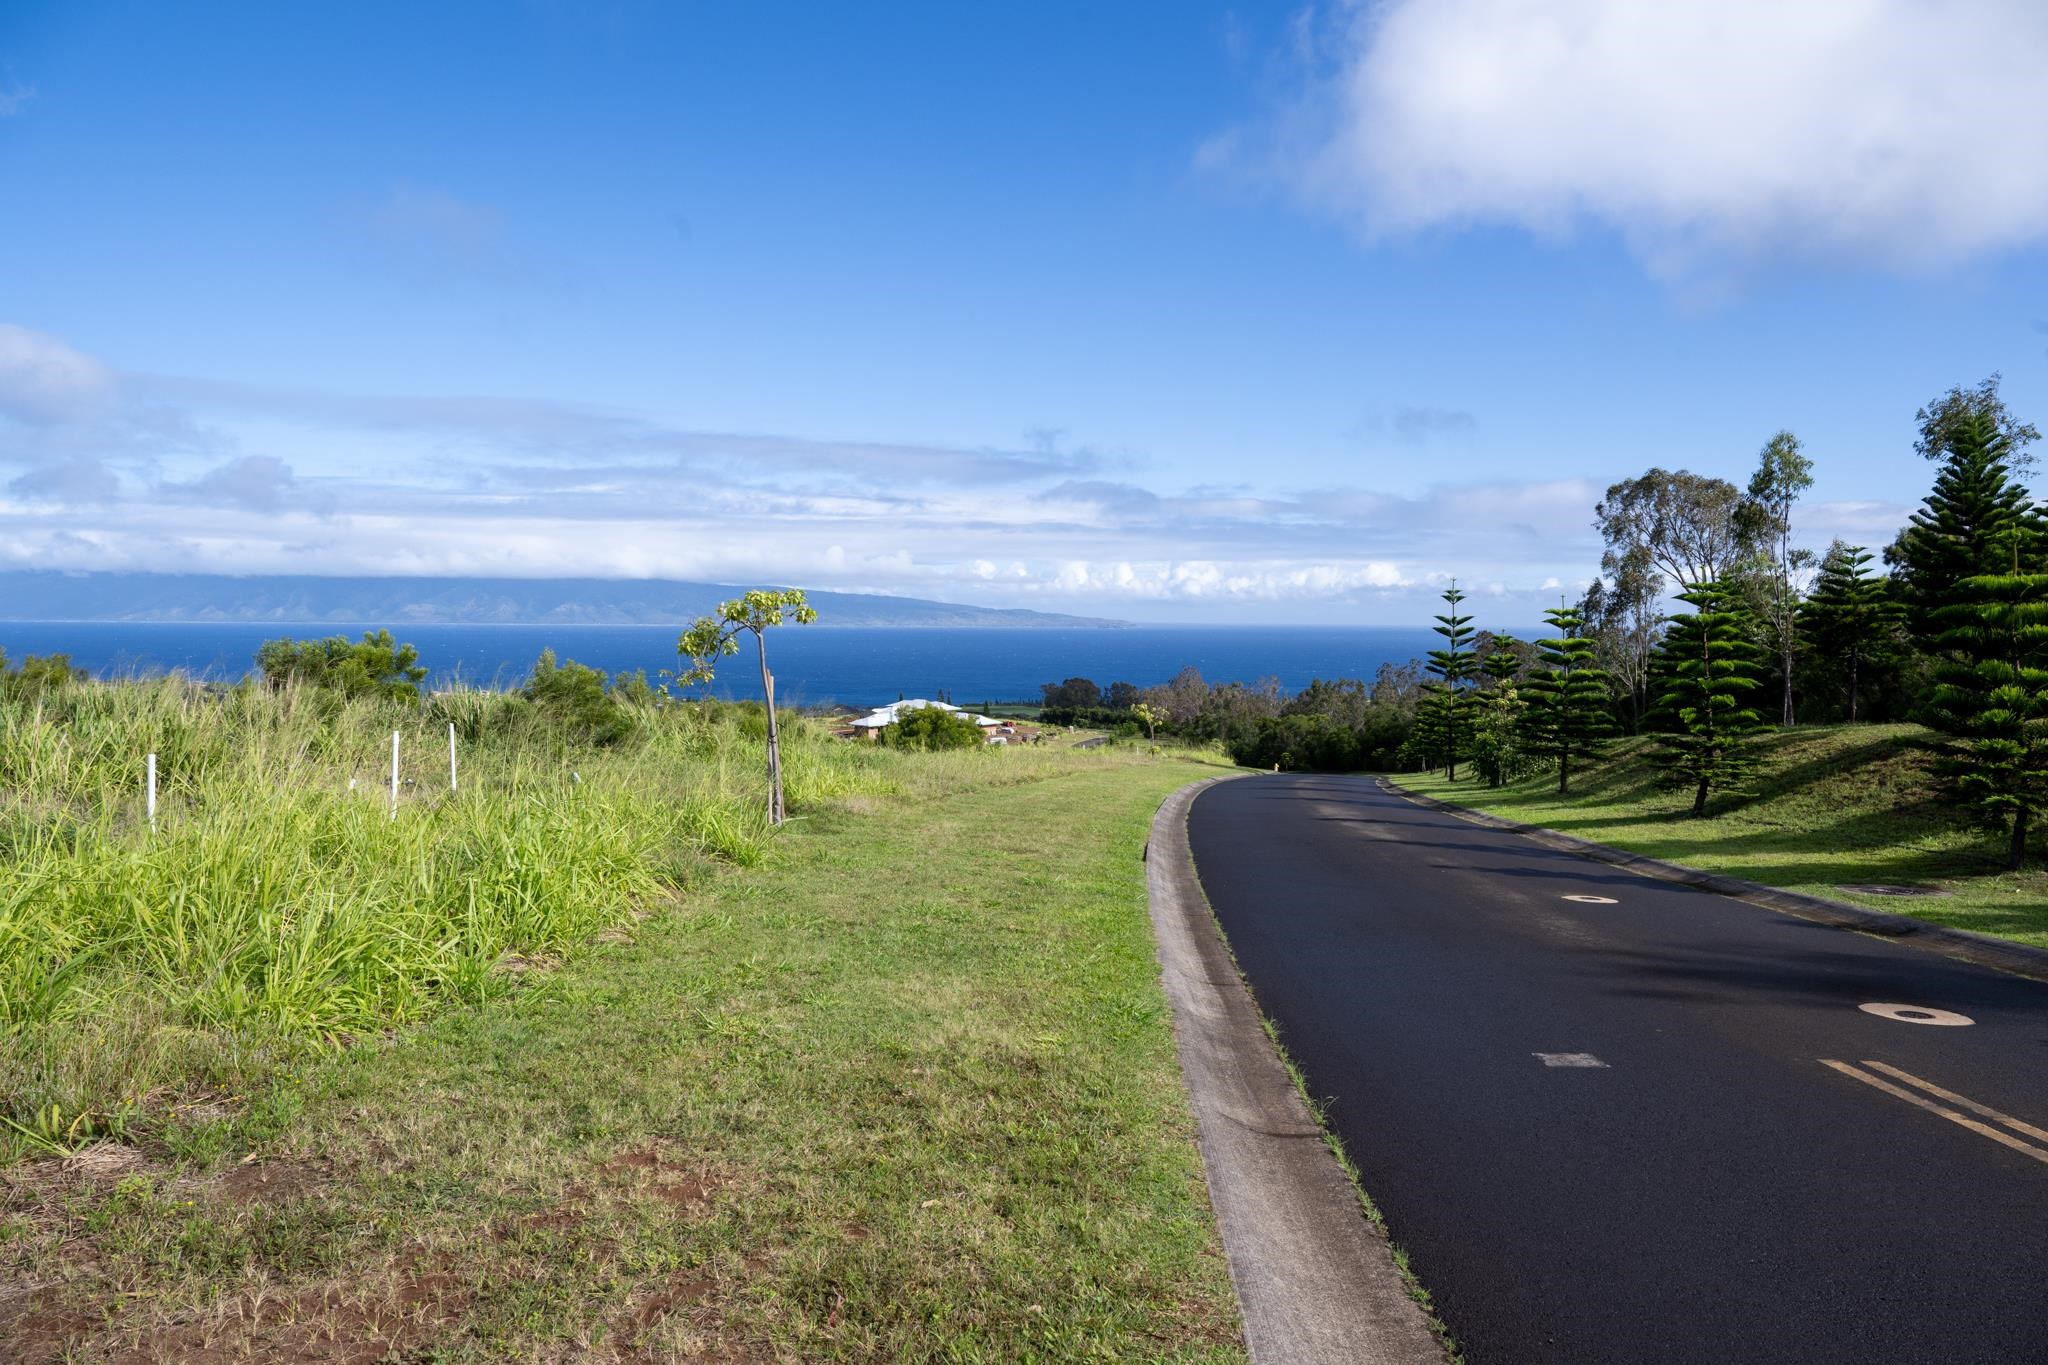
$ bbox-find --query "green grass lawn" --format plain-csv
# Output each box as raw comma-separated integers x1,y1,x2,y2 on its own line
1,742,1246,1362
1400,724,2048,951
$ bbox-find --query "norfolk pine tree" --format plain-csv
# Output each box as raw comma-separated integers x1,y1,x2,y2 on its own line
1522,604,1612,795
1925,531,2048,870
678,588,819,825
1425,582,1476,779
1797,543,1904,722
1889,407,2042,644
1652,582,1766,818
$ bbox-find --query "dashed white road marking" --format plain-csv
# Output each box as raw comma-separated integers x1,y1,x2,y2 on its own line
1561,894,1618,904
1534,1052,1609,1068
1858,1002,1974,1027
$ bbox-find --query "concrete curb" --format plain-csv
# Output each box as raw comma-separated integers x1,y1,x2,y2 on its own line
1147,776,1446,1365
1379,776,2048,985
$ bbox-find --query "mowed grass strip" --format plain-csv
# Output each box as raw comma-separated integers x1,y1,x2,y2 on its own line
2,755,1246,1363
1403,724,2048,949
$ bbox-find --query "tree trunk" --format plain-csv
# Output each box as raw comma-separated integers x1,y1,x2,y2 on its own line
756,632,784,825
1781,648,1795,727
1692,777,1709,819
1848,653,1860,724
2010,806,2029,871
1558,752,1570,796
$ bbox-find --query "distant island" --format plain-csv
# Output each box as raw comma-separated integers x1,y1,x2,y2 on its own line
0,573,1133,630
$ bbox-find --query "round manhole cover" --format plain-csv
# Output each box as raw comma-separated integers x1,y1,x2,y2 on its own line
1837,883,1949,898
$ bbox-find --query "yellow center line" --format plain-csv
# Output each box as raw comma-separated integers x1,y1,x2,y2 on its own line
1818,1061,2048,1167
1857,1059,2048,1146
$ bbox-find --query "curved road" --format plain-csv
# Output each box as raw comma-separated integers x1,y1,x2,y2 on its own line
1187,773,2048,1365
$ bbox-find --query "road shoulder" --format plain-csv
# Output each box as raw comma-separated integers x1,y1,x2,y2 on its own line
1148,776,1448,1365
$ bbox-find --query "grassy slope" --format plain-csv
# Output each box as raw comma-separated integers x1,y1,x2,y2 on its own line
1403,724,2048,950
3,749,1246,1363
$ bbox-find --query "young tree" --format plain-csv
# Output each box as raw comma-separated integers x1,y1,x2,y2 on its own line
1425,582,1475,779
679,588,819,825
1651,582,1765,818
1797,543,1905,723
1130,701,1162,742
1580,562,1659,732
1925,532,2048,869
1740,431,1816,725
1522,604,1612,795
1889,408,2042,642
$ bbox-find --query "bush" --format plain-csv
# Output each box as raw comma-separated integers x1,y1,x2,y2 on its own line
255,629,426,701
880,705,986,751
522,649,635,746
1226,715,1365,772
0,650,85,700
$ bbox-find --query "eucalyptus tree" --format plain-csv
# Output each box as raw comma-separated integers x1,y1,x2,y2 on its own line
1741,431,1816,725
1651,582,1766,818
1522,604,1612,795
1424,582,1476,779
1595,468,1756,594
678,588,819,825
1926,531,2048,869
1797,543,1905,722
1579,561,1659,732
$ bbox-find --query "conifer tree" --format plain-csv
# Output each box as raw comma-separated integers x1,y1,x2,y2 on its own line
1425,582,1475,779
1889,410,2041,643
1652,582,1766,818
1522,604,1613,795
1925,531,2048,869
1797,543,1905,722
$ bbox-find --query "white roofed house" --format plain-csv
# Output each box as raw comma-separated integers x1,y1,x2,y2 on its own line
847,698,1007,741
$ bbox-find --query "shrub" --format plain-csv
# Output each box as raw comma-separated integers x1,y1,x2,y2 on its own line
0,650,85,700
880,705,986,751
255,629,426,701
522,649,635,746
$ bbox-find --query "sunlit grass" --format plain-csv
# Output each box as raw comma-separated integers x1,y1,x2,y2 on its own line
1403,724,2048,949
0,678,1149,1156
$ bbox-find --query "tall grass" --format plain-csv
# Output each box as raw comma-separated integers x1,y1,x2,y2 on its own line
2,677,1127,1156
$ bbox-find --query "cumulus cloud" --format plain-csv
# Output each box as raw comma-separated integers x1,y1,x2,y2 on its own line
9,456,121,503
0,321,1615,618
0,323,117,425
1242,0,2048,271
164,456,302,511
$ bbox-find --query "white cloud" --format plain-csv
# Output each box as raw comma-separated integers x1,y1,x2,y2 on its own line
1265,0,2048,271
0,323,116,425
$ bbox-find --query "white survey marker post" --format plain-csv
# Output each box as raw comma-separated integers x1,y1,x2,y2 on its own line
448,722,458,793
389,729,400,820
146,752,157,832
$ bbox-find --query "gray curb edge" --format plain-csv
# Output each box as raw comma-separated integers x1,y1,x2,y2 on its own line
1379,775,2048,985
1147,775,1446,1365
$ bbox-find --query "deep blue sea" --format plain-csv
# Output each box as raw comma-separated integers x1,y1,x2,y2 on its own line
0,622,1495,708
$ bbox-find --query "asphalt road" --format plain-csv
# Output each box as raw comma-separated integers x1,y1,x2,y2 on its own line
1187,773,2048,1365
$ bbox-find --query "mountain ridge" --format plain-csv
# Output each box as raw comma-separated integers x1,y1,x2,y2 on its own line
0,573,1133,630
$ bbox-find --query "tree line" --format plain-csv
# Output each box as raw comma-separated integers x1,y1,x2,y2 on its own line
1414,373,2048,864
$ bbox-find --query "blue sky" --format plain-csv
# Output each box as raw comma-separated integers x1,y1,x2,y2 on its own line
2,1,2045,624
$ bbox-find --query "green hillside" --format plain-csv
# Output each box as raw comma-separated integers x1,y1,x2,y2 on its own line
1403,724,2048,950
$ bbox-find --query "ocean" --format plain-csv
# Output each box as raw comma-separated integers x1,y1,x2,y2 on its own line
0,622,1494,708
